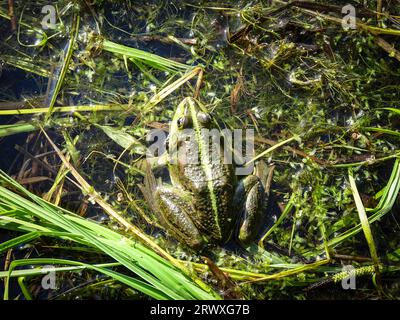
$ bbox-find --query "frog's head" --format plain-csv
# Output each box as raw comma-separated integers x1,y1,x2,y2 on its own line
170,97,212,135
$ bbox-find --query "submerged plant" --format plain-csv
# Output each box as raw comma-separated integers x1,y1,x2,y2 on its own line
0,0,400,300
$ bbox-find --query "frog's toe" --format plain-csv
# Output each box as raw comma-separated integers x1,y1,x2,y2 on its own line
185,234,206,250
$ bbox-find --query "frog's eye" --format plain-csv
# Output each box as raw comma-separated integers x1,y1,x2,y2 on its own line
177,116,190,129
197,112,211,124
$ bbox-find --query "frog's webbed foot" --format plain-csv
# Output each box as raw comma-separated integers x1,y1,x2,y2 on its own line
233,173,266,245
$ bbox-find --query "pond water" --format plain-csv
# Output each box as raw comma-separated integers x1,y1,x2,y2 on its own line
0,1,400,300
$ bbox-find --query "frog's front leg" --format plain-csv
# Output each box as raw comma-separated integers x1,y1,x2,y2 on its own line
233,175,266,245
153,185,205,249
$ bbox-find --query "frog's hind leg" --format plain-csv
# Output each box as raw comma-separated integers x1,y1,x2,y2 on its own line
139,163,205,249
233,175,266,245
154,186,205,249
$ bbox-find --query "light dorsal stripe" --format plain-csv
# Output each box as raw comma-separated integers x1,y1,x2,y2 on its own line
188,99,221,238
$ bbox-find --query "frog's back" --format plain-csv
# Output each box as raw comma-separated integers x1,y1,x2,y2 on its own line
180,161,237,242
168,117,238,242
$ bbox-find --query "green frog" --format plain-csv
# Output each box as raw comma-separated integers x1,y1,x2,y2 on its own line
140,97,267,249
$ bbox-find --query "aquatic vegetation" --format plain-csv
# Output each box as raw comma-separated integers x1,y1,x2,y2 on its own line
0,0,400,300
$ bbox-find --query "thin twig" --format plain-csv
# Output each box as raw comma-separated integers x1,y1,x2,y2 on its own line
374,36,400,62
14,145,58,175
377,0,383,21
254,136,328,165
7,0,16,31
332,254,372,262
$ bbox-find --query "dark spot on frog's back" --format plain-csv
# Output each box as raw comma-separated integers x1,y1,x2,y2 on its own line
193,192,217,229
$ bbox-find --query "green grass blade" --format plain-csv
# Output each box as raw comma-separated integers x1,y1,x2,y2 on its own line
45,12,80,121
0,171,219,300
0,104,128,116
382,107,400,115
0,232,41,253
102,39,190,72
348,169,382,291
4,258,170,300
0,123,37,137
364,127,400,137
17,277,33,300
